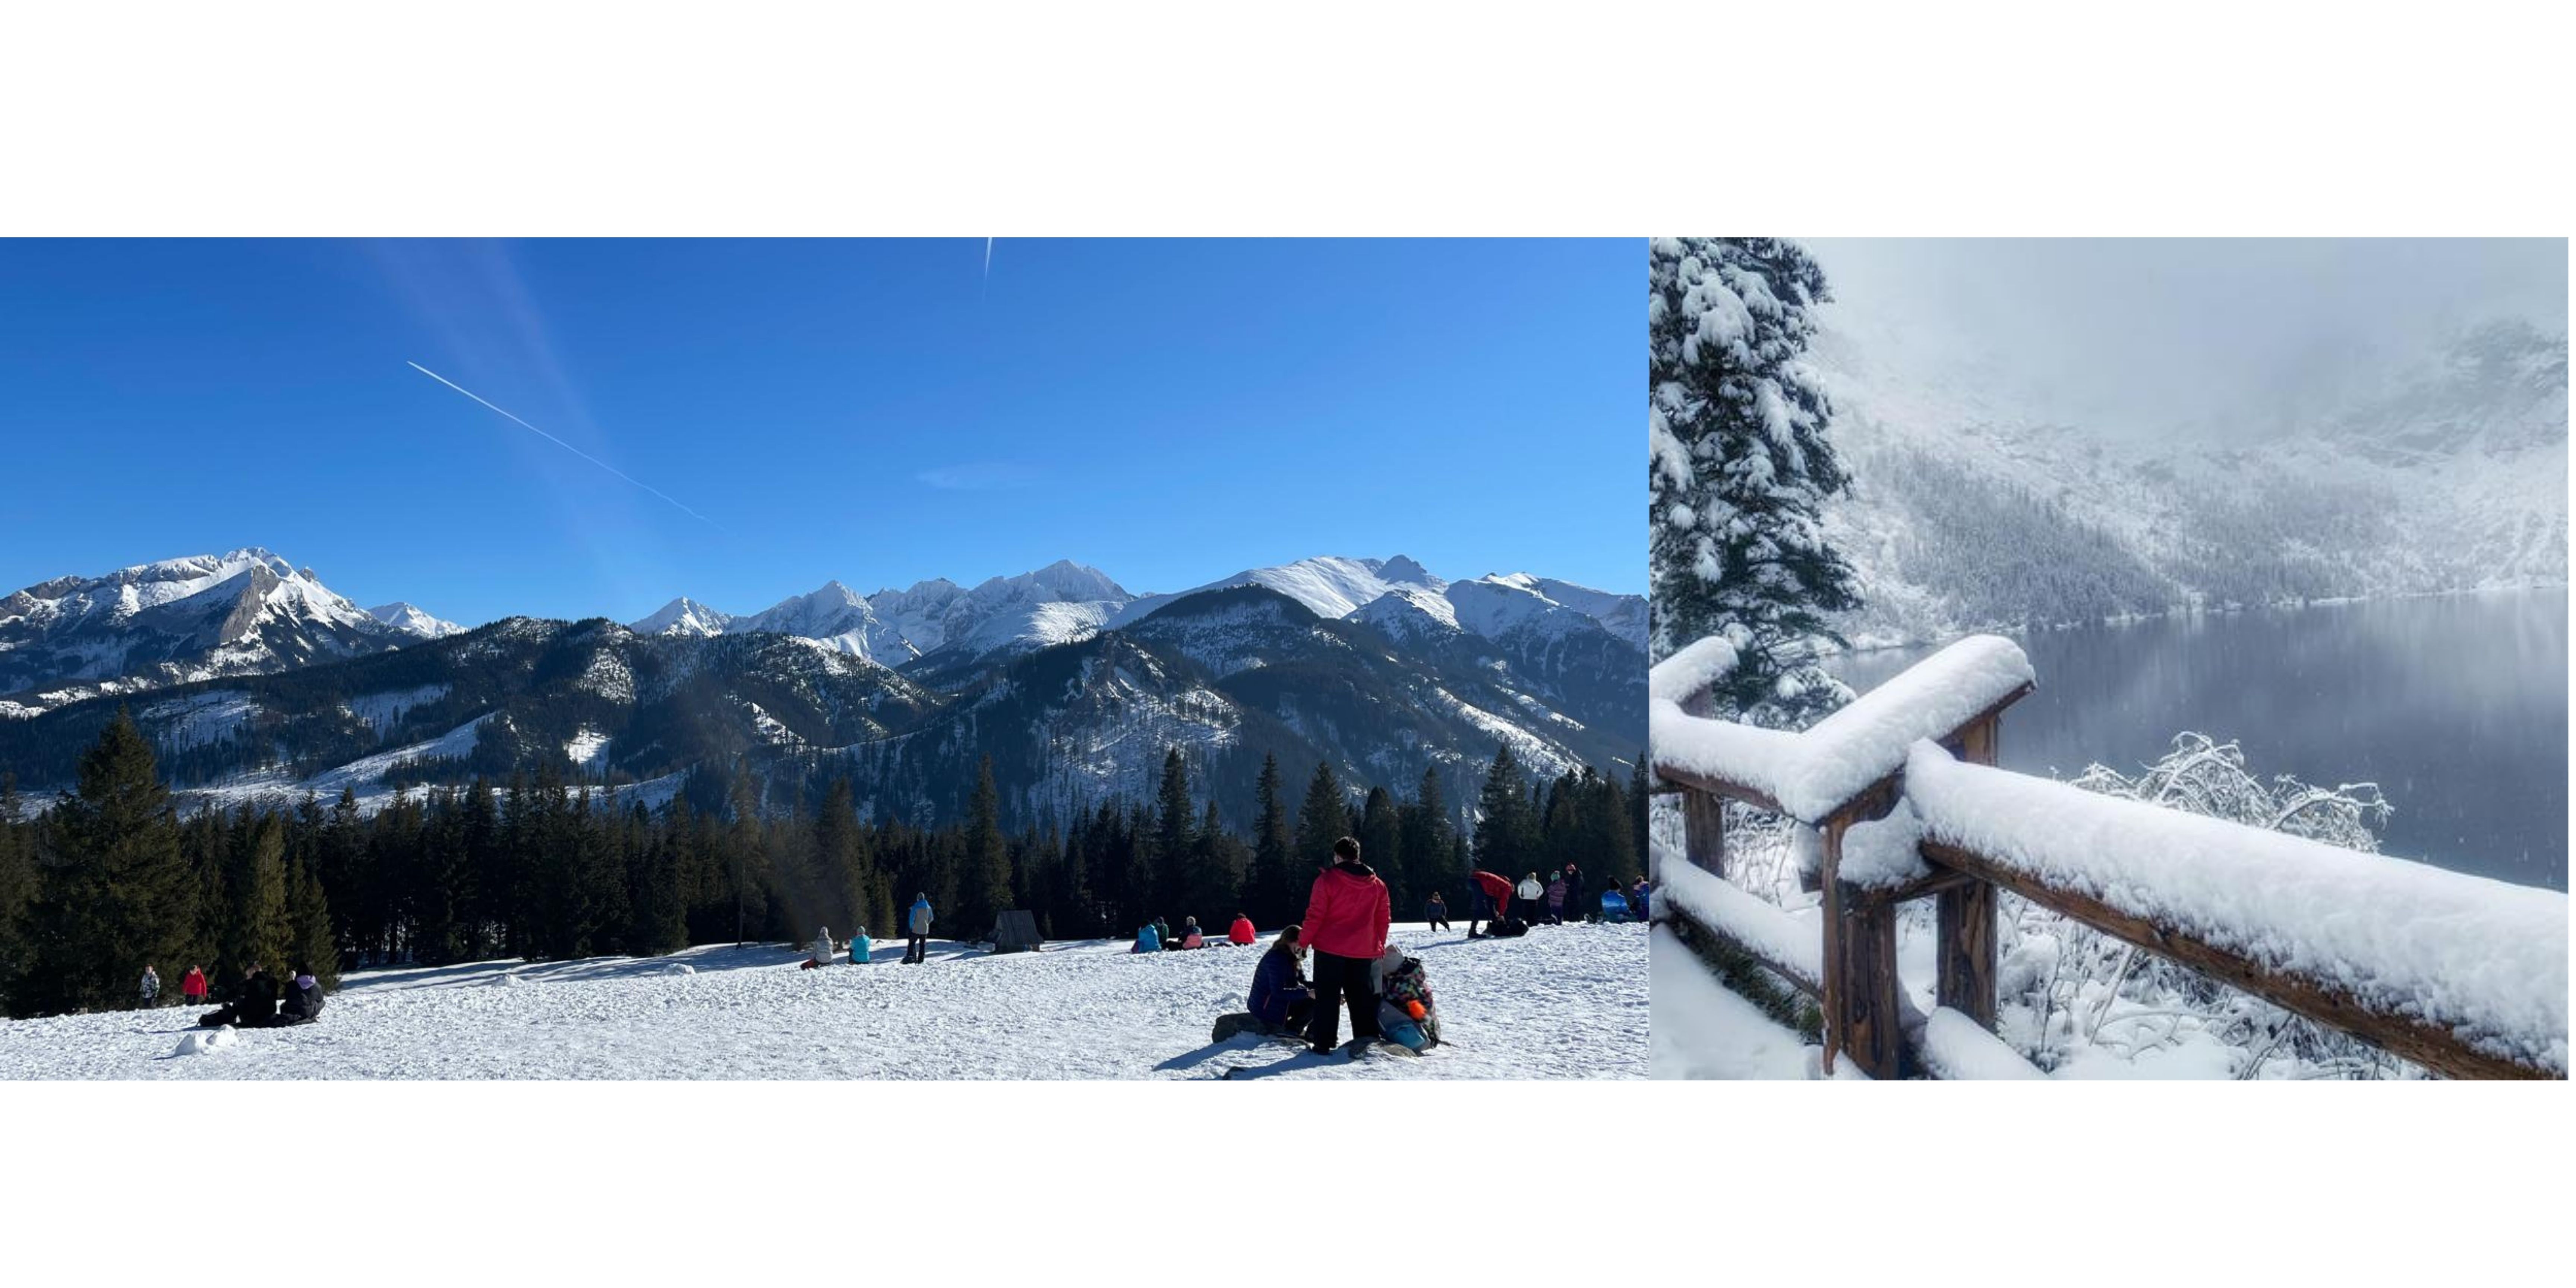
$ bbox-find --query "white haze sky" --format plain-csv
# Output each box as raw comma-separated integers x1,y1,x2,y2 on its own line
1805,239,2568,441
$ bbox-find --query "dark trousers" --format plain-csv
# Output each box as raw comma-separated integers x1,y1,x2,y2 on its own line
906,932,927,963
1427,910,1450,930
1307,950,1380,1051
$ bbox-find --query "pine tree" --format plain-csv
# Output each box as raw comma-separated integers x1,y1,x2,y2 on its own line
221,809,290,985
0,774,33,1003
287,853,339,988
1358,784,1402,907
1291,760,1348,895
1243,753,1297,925
962,756,1012,935
1648,236,1861,727
1472,742,1533,879
20,711,195,1015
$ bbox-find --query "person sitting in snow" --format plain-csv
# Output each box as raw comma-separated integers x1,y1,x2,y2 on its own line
1227,913,1257,946
1423,891,1450,930
139,964,160,1009
274,968,325,1025
1172,916,1206,949
1152,916,1172,950
1628,878,1652,921
802,926,836,970
206,964,279,1029
1246,924,1314,1033
1599,887,1630,923
848,924,871,965
1132,922,1162,953
1371,941,1440,1051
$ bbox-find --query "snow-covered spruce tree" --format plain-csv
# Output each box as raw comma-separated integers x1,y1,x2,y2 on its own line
1648,237,1860,728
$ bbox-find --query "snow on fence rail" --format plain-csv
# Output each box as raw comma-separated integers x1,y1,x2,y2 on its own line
1650,634,2571,1080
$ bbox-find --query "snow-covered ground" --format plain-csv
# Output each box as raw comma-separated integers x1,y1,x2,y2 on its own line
0,924,1645,1080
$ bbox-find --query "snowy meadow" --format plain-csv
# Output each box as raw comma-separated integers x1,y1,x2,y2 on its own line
0,924,1647,1081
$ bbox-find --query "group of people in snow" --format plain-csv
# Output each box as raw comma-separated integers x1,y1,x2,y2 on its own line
1132,913,1263,953
1455,865,1649,937
799,893,941,969
137,963,214,1009
189,963,326,1029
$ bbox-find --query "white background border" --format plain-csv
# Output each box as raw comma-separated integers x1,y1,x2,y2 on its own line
3,2,2569,1283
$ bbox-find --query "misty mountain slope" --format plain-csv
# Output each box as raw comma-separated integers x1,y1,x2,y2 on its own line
0,549,458,714
1812,319,2569,647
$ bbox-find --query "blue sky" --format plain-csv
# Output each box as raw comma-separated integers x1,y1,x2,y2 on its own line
0,239,1635,626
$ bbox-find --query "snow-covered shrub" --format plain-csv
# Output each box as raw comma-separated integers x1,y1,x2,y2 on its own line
1998,733,2418,1080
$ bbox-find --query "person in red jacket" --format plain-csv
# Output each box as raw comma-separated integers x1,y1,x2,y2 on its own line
1297,835,1391,1054
1227,913,1257,946
180,964,209,1006
1468,869,1517,938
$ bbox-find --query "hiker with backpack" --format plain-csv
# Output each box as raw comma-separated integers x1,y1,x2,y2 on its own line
802,926,836,970
1298,836,1391,1055
905,894,934,965
1423,891,1450,930
1468,869,1516,938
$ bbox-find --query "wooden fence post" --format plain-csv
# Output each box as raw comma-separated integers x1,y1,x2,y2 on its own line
1822,785,1904,1080
1683,789,1726,879
1934,715,2001,1029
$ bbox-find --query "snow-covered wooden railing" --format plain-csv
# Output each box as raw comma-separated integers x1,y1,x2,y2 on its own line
1650,635,2570,1081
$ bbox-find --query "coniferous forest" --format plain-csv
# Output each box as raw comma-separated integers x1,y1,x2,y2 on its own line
0,710,1647,1019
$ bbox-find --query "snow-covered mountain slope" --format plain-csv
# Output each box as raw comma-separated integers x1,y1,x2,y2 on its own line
1810,319,2570,647
368,602,465,639
631,596,733,637
641,560,1134,666
0,924,1648,1080
0,549,448,711
1108,555,1447,628
4,553,1643,832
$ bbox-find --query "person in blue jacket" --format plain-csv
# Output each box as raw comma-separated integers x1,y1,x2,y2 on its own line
1246,924,1314,1033
849,924,872,964
1600,887,1630,923
1132,921,1162,953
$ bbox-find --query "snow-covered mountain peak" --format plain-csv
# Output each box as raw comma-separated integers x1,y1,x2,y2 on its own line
367,602,465,640
630,597,733,637
1347,585,1463,640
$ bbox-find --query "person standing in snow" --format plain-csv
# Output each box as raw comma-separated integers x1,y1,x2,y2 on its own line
802,926,835,970
1544,871,1568,925
1516,871,1544,924
905,894,934,965
1423,891,1450,931
139,965,160,1008
181,964,208,1007
1564,864,1588,924
1298,836,1391,1054
1468,869,1515,938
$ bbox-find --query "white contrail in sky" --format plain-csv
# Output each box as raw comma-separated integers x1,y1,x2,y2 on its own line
984,237,994,279
406,361,725,530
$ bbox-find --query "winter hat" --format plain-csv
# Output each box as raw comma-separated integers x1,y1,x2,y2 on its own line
294,974,316,989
